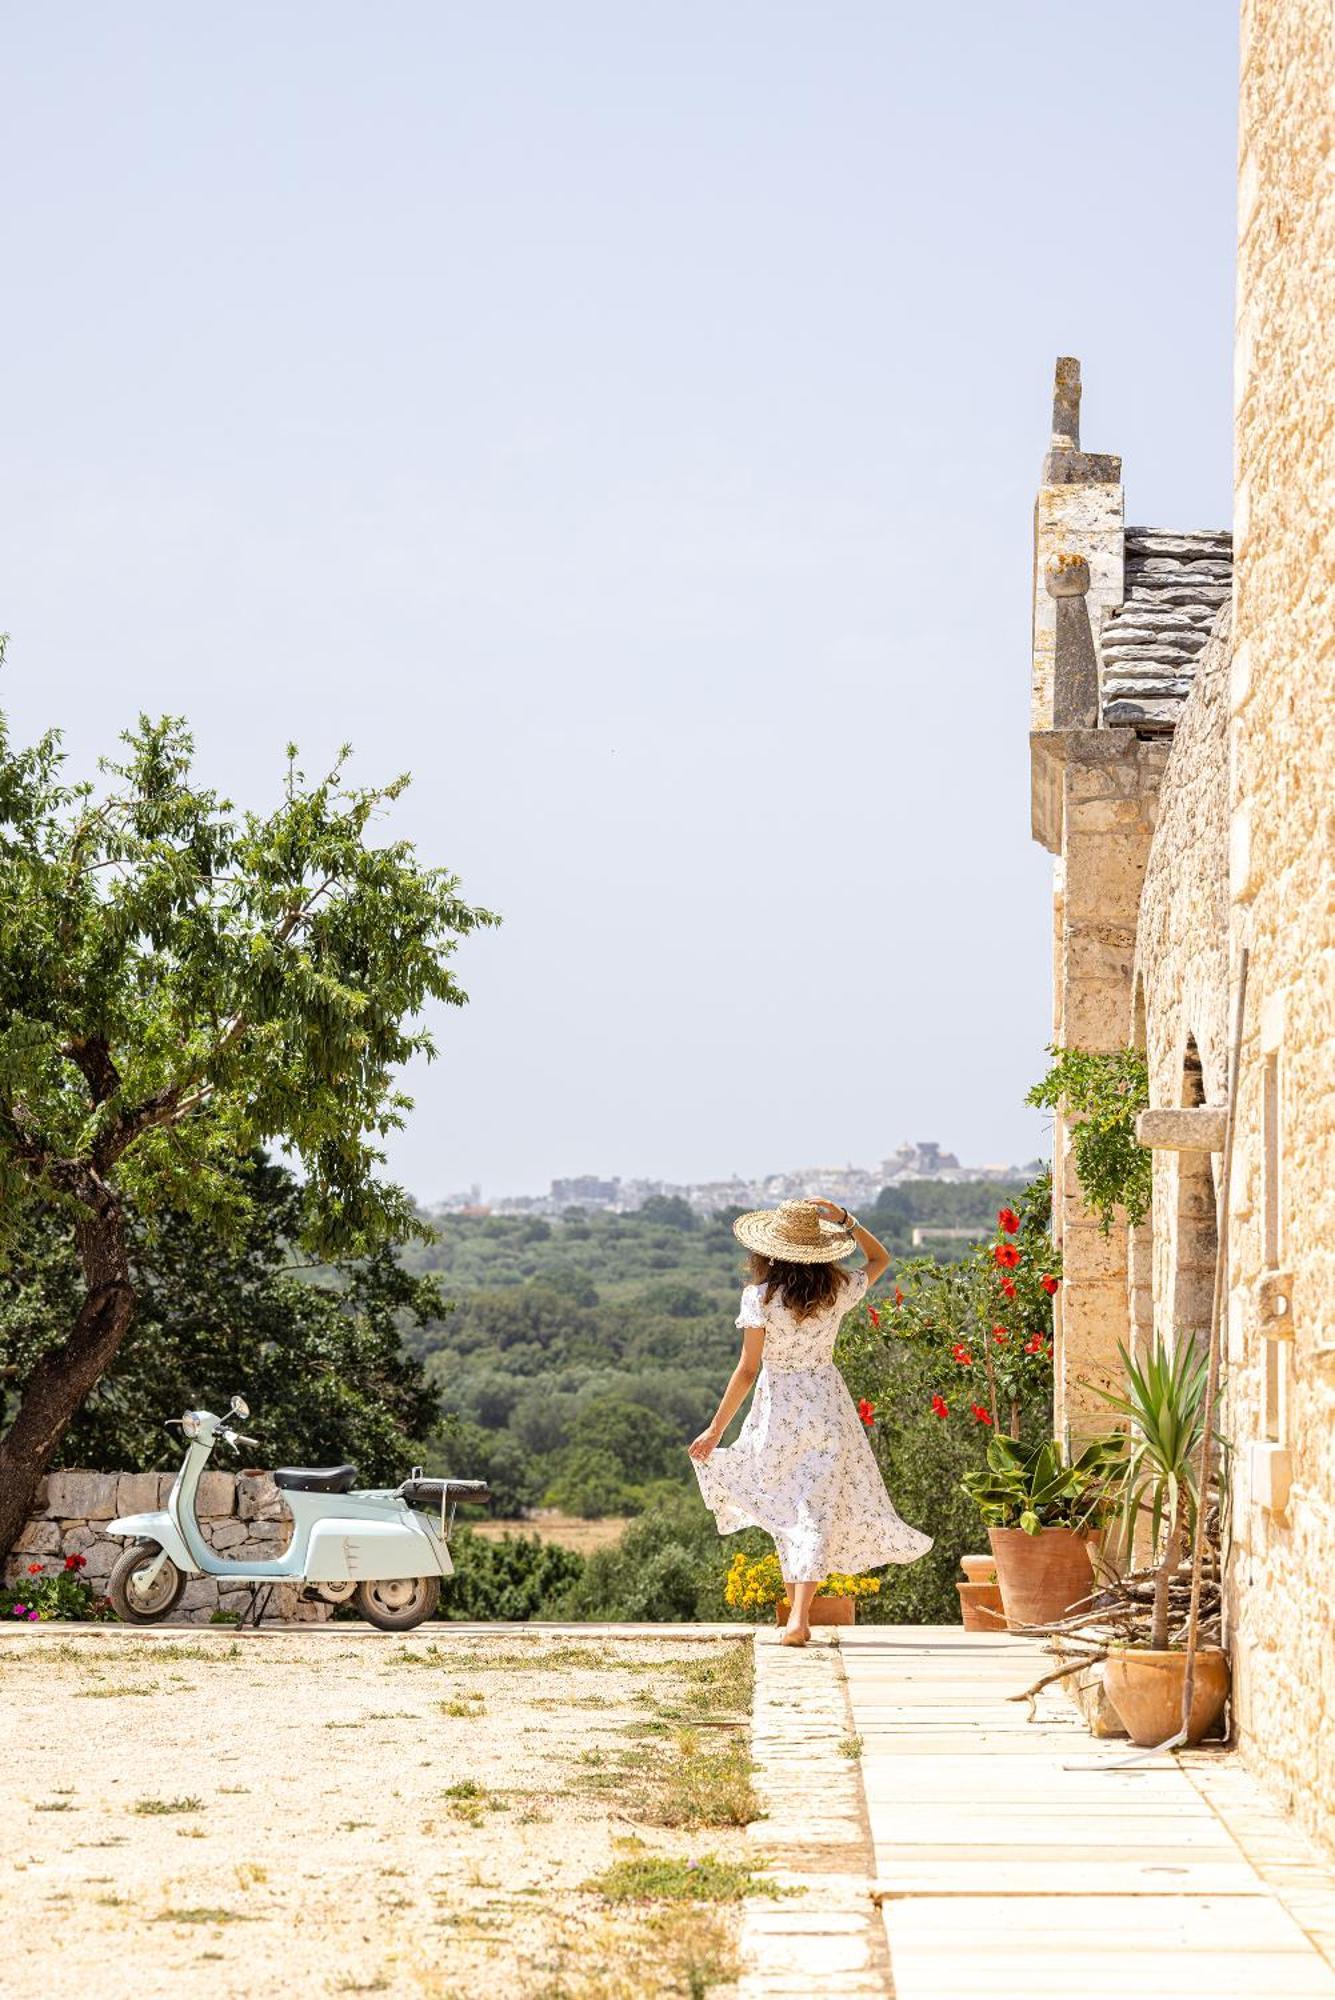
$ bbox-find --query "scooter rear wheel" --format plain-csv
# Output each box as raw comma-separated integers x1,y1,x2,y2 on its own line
108,1540,188,1625
353,1575,440,1631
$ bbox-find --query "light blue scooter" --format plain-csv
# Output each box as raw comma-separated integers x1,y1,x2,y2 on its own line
106,1397,487,1630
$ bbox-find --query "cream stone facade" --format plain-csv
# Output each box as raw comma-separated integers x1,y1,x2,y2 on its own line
1028,0,1334,1858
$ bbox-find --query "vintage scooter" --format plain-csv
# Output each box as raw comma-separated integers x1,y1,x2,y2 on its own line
106,1397,488,1631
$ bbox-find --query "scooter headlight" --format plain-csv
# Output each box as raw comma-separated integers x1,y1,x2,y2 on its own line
180,1411,203,1439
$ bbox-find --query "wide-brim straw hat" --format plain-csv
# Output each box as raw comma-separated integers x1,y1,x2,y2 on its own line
732,1199,857,1264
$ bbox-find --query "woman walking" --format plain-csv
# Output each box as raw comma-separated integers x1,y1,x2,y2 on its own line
688,1198,931,1646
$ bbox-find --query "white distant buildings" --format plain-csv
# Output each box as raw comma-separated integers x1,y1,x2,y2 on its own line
432,1143,1041,1220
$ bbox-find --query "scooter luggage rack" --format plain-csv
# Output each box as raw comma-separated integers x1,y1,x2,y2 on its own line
398,1471,491,1543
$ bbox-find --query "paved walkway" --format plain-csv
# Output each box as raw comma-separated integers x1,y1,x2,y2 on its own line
840,1624,1335,2000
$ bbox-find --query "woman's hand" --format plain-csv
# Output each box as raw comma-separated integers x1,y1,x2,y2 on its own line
809,1197,847,1222
687,1427,720,1462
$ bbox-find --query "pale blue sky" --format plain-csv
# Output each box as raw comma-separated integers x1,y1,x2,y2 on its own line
0,4,1237,1200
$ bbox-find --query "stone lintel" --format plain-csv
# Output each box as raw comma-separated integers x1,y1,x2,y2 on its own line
1042,449,1124,486
1137,1106,1229,1153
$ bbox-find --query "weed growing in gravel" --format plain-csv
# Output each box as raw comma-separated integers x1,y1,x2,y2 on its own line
439,1695,486,1718
155,1908,249,1925
135,1796,203,1816
838,1733,864,1759
34,1800,74,1813
74,1684,155,1699
587,1854,780,1903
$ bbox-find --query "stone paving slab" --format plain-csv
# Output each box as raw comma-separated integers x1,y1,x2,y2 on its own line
840,1625,1335,2000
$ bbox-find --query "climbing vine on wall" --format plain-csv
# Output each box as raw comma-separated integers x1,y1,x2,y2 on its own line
1026,1045,1152,1233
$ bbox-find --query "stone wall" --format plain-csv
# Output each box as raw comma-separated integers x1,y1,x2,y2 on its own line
1131,610,1231,1357
6,1470,329,1624
1225,0,1335,1859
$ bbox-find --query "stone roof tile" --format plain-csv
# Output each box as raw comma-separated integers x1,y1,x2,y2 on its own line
1099,527,1233,729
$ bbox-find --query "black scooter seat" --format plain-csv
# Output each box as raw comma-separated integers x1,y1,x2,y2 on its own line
272,1464,357,1494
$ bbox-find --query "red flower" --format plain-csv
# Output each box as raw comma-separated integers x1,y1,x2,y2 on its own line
857,1398,876,1427
930,1394,949,1419
951,1343,973,1367
868,1307,881,1329
970,1404,994,1426
26,1562,43,1575
992,1327,1008,1346
997,1207,1020,1235
64,1553,87,1571
992,1243,1020,1270
1040,1274,1060,1296
999,1276,1017,1301
1024,1333,1046,1354
894,1287,904,1307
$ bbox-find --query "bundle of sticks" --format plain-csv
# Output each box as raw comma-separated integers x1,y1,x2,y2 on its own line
1006,1558,1224,1710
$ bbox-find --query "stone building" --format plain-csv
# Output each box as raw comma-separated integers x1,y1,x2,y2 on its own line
1028,0,1334,1856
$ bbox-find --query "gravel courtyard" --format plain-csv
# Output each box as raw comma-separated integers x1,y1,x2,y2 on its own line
3,1624,761,2000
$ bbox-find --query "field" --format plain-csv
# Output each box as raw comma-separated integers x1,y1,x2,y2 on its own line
471,1511,631,1554
2,1624,760,2000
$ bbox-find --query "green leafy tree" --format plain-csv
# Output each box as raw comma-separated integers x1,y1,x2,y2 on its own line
0,689,494,1555
0,1154,445,1480
1027,1045,1152,1231
567,1395,681,1482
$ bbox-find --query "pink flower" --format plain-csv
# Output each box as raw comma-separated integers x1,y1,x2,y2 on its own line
11,1603,26,1617
26,1609,39,1622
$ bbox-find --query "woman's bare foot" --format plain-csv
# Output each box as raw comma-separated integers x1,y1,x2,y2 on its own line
780,1624,810,1647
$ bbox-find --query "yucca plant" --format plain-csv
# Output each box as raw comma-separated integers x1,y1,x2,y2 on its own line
1095,1336,1217,1650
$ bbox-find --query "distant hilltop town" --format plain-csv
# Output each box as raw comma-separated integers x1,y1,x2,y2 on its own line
432,1140,1042,1220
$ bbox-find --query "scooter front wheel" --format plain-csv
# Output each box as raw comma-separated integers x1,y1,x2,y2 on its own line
353,1575,440,1632
108,1540,188,1626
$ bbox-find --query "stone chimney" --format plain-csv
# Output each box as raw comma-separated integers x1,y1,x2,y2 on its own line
1031,358,1124,745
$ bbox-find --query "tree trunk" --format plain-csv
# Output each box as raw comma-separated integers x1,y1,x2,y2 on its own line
1149,1489,1190,1652
0,1199,135,1561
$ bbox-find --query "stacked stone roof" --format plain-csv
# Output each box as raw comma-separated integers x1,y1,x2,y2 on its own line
1100,527,1233,729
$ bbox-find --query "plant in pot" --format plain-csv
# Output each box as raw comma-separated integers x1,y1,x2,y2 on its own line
962,1432,1124,1630
1094,1336,1229,1747
723,1550,882,1627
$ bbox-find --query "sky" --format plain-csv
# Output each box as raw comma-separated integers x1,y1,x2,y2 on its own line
0,4,1237,1202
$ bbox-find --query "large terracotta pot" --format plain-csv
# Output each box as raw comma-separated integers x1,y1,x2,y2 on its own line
987,1525,1096,1630
956,1580,1006,1631
775,1595,855,1627
1102,1647,1230,1747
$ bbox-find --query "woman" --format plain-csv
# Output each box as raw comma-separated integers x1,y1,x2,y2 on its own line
688,1197,931,1646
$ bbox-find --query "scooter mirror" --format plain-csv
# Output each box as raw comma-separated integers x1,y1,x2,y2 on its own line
229,1395,250,1420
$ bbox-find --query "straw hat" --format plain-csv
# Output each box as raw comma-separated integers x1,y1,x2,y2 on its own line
732,1199,856,1265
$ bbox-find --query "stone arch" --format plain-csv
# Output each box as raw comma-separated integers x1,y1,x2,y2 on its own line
1172,1031,1218,1357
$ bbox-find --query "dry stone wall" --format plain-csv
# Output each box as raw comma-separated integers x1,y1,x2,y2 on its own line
6,1470,330,1624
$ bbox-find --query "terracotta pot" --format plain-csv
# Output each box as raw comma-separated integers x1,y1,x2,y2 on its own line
987,1525,1096,1630
775,1595,855,1627
956,1580,1006,1632
1101,1647,1230,1747
959,1554,998,1586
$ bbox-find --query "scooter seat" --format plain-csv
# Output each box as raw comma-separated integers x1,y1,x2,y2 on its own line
272,1464,357,1494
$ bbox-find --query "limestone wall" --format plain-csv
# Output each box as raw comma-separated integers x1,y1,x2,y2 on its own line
1131,611,1231,1355
6,1470,329,1624
1226,0,1335,1857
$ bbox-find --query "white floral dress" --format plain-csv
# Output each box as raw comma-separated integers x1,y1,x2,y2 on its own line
694,1269,933,1582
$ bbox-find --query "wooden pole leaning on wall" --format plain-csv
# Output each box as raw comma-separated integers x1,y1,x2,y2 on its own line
1180,945,1250,1745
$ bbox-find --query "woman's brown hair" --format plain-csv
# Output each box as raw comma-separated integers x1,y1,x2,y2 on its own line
747,1252,851,1320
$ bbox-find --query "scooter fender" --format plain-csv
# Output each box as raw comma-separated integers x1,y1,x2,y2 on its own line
306,1517,451,1584
105,1510,195,1571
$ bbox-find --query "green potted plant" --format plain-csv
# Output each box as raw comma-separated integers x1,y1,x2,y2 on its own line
962,1432,1124,1629
1094,1337,1229,1746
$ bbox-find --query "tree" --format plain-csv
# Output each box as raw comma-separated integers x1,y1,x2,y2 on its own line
0,689,495,1556
1,1154,446,1481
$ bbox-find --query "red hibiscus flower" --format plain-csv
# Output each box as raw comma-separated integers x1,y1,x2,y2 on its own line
868,1307,881,1329
951,1343,973,1367
999,1276,1017,1301
1040,1274,1059,1296
857,1398,876,1427
26,1562,43,1575
894,1287,904,1307
1024,1333,1046,1354
992,1243,1020,1270
64,1552,87,1571
930,1394,949,1419
970,1404,994,1426
997,1207,1020,1235
992,1327,1008,1346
